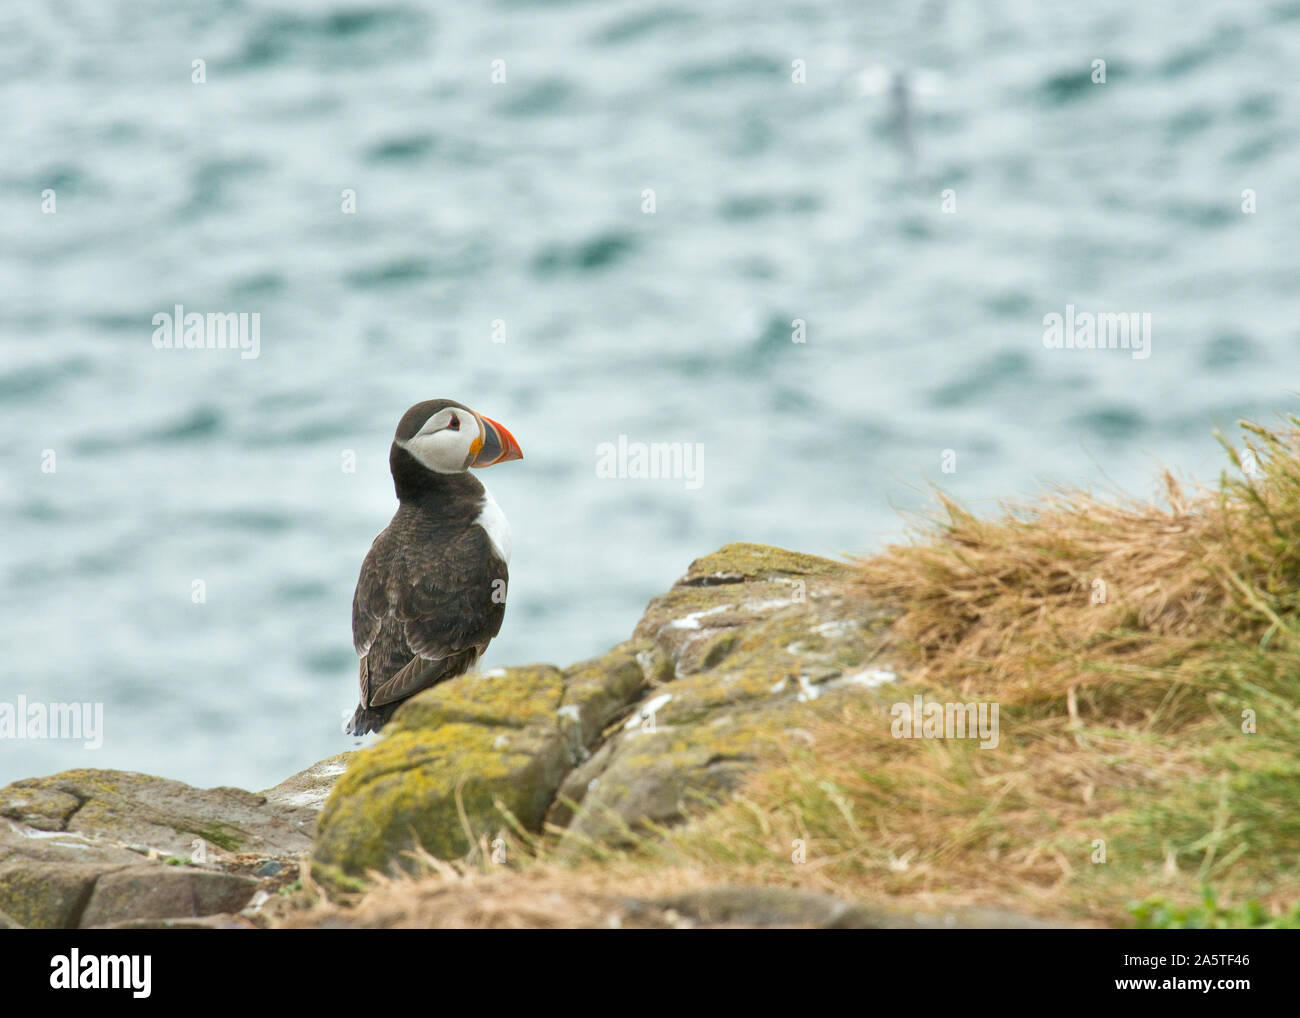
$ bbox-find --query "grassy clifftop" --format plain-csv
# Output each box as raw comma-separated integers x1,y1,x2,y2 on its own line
628,419,1300,927
289,419,1300,928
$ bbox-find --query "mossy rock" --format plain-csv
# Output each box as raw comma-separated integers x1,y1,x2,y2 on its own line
388,664,564,732
0,769,315,858
313,720,568,881
0,767,321,927
547,547,900,847
0,861,103,929
0,784,82,831
313,663,569,882
555,705,796,846
80,865,259,928
633,544,860,666
559,641,652,747
261,752,354,812
678,543,850,585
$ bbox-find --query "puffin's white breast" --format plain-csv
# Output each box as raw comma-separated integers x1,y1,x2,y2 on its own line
475,489,511,564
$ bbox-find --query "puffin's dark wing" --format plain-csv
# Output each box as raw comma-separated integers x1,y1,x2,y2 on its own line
351,544,388,660
367,645,481,707
351,523,507,711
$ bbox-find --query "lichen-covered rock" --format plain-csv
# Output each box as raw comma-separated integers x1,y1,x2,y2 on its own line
632,542,877,672
0,861,105,929
549,542,899,844
0,769,317,928
552,715,767,844
312,650,655,884
312,716,569,886
0,769,315,858
261,753,354,812
674,543,852,585
388,664,565,731
80,865,258,928
558,641,652,747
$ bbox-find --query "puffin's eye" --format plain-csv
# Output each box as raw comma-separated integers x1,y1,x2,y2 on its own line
447,414,460,431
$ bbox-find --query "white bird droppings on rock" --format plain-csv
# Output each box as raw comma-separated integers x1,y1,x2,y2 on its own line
842,669,898,688
667,605,733,630
8,823,95,843
624,692,673,729
746,597,799,613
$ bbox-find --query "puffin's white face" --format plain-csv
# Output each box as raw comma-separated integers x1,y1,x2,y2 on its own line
397,406,482,474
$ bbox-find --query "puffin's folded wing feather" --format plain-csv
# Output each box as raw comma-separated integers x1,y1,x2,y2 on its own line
351,543,389,658
354,525,507,710
367,646,481,707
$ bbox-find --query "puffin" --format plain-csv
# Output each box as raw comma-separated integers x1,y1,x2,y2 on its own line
346,399,523,736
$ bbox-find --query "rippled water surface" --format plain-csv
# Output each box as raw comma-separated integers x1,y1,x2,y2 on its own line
2,1,1298,787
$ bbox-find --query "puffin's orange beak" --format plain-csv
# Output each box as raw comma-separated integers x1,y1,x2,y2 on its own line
471,414,523,467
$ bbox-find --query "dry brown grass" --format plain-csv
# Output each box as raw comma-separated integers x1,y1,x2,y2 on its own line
603,421,1300,925
279,850,726,928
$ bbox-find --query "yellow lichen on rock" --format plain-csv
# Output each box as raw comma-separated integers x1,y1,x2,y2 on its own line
311,653,660,882
313,720,569,881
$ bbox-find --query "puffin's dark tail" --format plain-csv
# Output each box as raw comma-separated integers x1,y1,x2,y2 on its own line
346,703,395,737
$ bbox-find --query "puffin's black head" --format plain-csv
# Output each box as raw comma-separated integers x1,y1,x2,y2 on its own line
390,399,522,497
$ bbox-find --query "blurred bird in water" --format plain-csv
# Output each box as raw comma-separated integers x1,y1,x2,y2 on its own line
856,63,946,175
